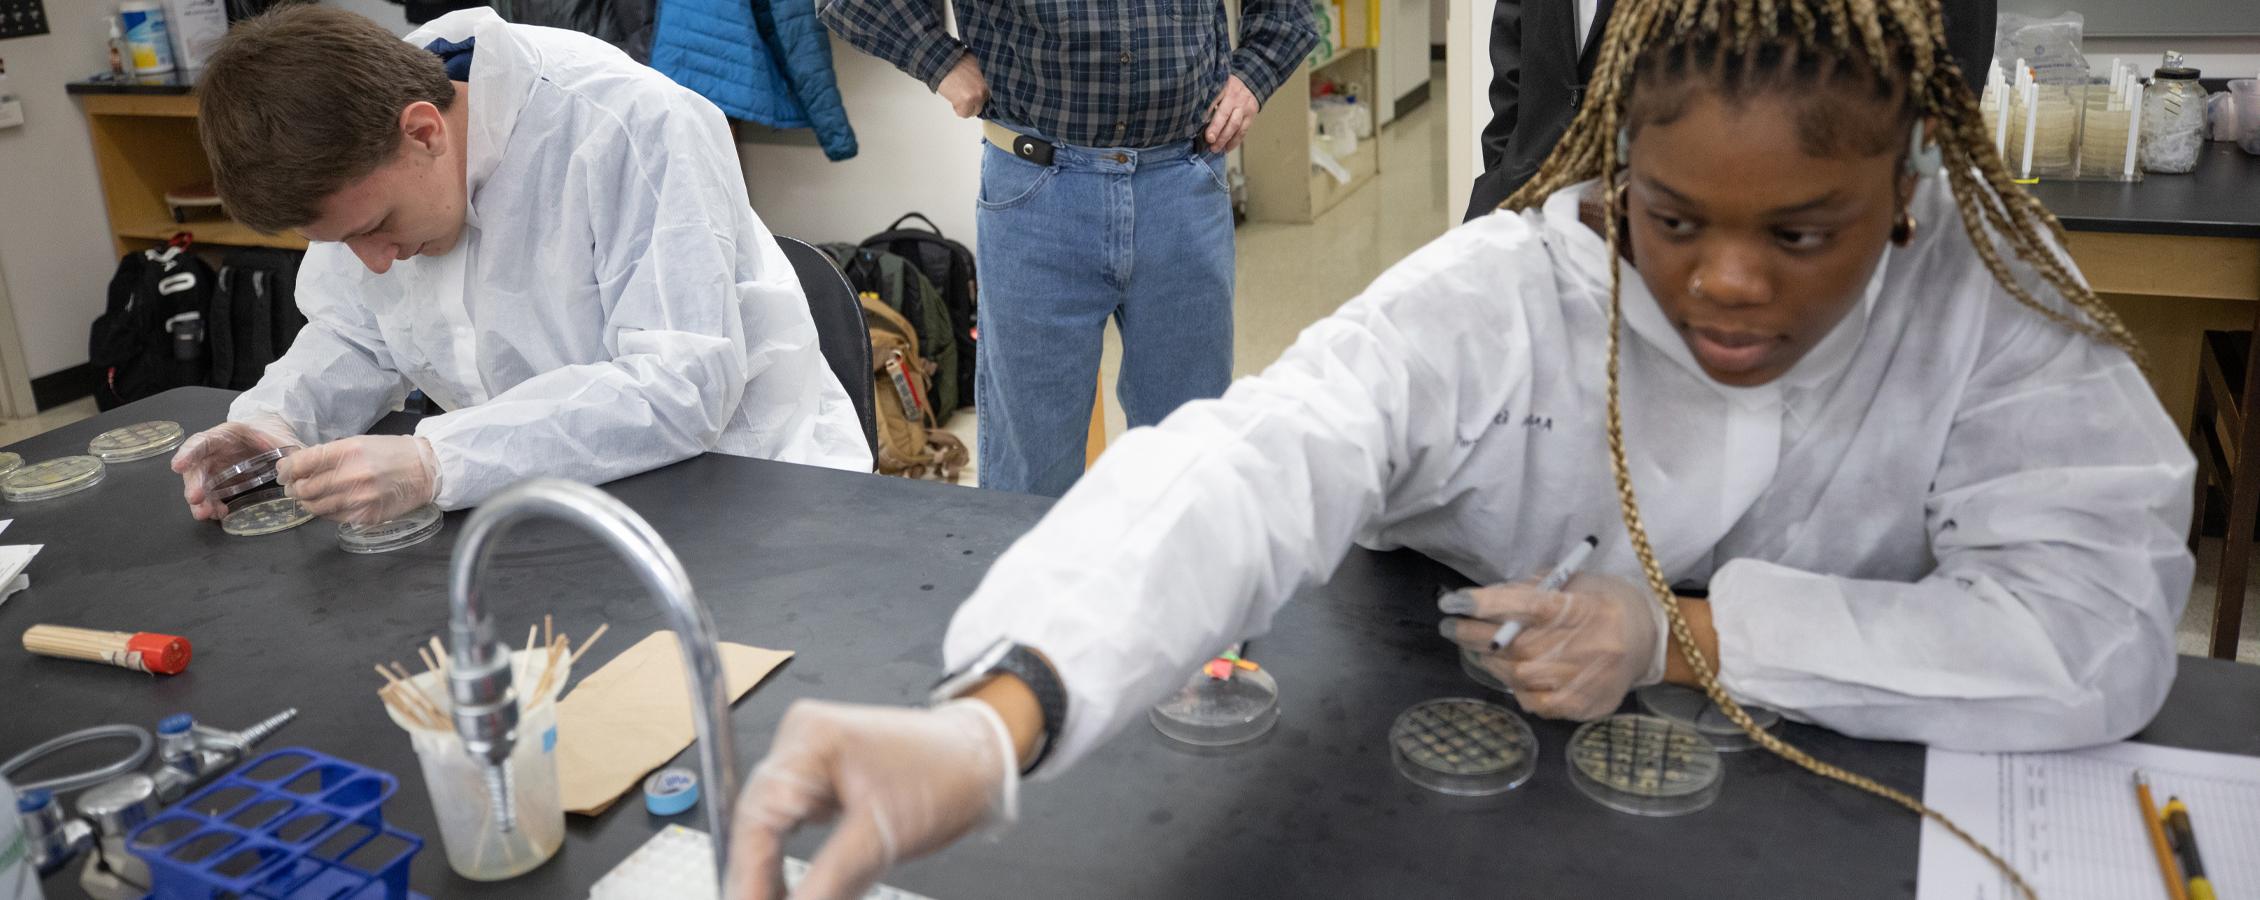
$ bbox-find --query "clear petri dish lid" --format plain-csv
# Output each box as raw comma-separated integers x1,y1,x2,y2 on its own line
87,420,184,463
211,447,291,491
1634,683,1780,752
1460,648,1513,695
1567,714,1723,817
1389,697,1538,796
214,472,284,509
3,455,106,502
0,452,22,479
222,496,314,537
338,505,444,554
1149,659,1280,747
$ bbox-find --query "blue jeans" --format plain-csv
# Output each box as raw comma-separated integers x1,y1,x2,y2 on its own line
974,136,1235,497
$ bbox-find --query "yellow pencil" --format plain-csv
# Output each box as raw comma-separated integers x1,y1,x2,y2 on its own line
2135,772,2187,900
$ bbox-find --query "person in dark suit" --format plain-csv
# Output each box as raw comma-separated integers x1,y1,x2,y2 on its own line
1465,0,1998,221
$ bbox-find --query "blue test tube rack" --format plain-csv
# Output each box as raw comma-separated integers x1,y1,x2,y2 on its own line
126,746,428,900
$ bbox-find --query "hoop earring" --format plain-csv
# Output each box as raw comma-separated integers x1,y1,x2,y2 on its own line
1891,210,1917,247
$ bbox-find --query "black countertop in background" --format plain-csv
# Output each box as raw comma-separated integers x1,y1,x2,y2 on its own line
2026,142,2260,239
66,70,198,95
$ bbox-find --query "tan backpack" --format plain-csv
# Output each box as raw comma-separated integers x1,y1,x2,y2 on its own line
861,292,969,482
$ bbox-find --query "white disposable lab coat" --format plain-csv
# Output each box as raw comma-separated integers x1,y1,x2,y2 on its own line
946,177,2195,773
230,9,871,507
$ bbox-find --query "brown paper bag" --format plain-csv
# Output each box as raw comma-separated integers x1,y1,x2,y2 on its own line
556,630,791,815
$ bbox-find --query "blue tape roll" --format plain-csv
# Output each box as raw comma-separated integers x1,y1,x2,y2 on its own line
643,767,699,816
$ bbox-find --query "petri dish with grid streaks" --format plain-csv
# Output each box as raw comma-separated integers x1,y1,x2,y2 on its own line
1388,698,1536,796
223,496,314,537
1635,683,1779,752
87,420,184,462
338,505,443,555
1567,714,1722,816
3,455,105,502
1149,663,1280,747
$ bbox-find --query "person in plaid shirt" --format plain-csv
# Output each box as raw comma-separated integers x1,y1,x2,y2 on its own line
822,0,1318,497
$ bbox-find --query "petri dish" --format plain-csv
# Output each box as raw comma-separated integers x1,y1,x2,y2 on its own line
223,497,314,537
1460,648,1512,694
1567,714,1723,817
3,455,106,502
1149,664,1280,747
338,505,443,555
0,452,21,479
87,420,185,463
1388,697,1537,796
1635,683,1780,752
210,448,291,494
215,473,283,510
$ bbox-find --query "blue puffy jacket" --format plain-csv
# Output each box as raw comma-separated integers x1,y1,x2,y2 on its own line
651,0,859,161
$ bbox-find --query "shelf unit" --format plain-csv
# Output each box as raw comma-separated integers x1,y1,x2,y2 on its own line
1242,4,1386,224
74,90,307,258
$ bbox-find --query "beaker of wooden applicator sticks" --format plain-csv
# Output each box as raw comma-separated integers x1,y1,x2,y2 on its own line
380,650,569,880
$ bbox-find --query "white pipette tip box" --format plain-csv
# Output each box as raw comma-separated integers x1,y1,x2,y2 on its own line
589,825,935,900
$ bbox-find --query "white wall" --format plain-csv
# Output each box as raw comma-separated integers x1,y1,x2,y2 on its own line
737,33,983,249
1381,0,1432,125
0,13,124,379
1444,0,1491,231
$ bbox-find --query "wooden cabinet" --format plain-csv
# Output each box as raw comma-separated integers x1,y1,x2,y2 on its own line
74,89,307,259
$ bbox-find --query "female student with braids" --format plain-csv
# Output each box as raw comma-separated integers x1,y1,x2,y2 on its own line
727,0,2191,896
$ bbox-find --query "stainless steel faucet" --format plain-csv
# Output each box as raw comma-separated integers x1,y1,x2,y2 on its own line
445,479,738,884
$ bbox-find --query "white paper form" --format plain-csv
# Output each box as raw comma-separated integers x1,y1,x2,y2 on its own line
1918,741,2260,900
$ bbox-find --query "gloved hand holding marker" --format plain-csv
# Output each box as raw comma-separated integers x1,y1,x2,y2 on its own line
1487,536,1598,651
1441,536,1670,721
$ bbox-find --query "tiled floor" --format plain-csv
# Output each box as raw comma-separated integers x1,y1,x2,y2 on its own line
0,397,96,447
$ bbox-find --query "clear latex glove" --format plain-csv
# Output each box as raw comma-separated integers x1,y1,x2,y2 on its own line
725,699,1018,900
276,435,442,526
171,415,304,521
1439,572,1669,721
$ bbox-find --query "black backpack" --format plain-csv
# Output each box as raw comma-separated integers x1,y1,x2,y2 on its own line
207,248,309,390
89,241,216,411
859,214,977,411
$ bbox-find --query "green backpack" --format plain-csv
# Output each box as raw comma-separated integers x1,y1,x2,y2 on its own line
819,243,960,422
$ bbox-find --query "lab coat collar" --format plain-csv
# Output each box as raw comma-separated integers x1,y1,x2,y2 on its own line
404,8,540,231
1538,181,1883,410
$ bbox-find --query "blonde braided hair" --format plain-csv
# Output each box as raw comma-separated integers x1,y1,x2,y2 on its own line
1498,2,2157,897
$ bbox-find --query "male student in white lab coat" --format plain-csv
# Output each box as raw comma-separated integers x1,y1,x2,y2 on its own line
171,5,870,525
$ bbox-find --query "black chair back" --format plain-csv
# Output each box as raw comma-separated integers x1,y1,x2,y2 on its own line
775,235,878,460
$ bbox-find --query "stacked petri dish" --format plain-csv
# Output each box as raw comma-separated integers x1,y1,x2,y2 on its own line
0,452,23,480
87,420,185,463
1388,697,1537,796
3,456,106,502
210,449,312,537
